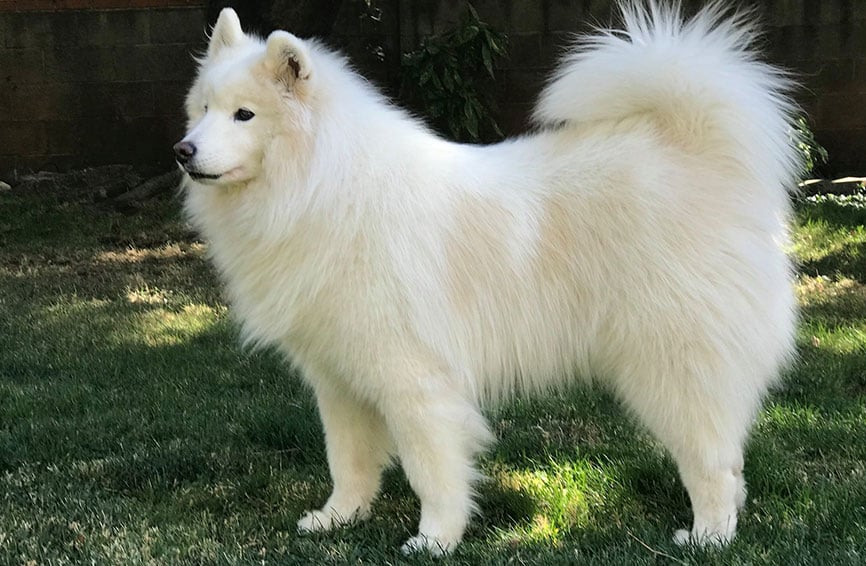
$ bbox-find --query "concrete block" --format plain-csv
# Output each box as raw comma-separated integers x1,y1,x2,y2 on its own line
149,8,207,44
0,48,44,83
502,68,545,104
541,32,572,64
585,0,615,22
818,92,866,129
497,101,532,136
817,0,843,24
471,0,508,31
43,47,117,83
0,121,45,155
5,83,82,121
817,127,866,175
546,0,589,33
852,59,866,86
89,82,157,120
44,119,82,155
52,10,151,46
112,44,198,82
508,0,544,34
797,59,856,91
2,13,51,48
767,26,820,62
151,81,189,119
814,25,846,60
506,33,544,69
767,0,805,27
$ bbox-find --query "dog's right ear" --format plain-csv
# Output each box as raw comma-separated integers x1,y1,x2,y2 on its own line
264,31,313,90
208,8,243,59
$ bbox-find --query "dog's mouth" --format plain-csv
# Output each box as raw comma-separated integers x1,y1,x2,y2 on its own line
180,164,247,184
188,171,222,181
184,169,223,181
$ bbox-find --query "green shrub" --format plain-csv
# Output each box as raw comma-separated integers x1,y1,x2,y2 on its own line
794,116,829,180
401,4,507,142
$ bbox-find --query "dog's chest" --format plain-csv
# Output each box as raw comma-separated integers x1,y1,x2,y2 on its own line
209,210,384,358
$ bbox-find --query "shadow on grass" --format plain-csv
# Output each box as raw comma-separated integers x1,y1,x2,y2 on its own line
796,197,866,230
0,193,325,481
799,240,866,282
795,198,866,281
0,298,326,471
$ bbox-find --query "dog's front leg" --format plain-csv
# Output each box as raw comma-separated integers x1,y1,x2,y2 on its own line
297,381,393,533
381,381,493,556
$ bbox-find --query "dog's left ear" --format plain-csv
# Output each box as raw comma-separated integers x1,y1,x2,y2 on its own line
264,31,313,90
208,8,244,59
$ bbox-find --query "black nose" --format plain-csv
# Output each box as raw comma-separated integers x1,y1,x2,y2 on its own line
173,141,196,164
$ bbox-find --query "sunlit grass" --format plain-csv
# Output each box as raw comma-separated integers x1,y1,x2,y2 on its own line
133,304,224,347
488,460,619,545
793,222,866,265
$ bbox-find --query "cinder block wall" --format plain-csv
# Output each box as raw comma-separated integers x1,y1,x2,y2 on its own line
1,0,864,177
0,1,206,177
767,1,866,176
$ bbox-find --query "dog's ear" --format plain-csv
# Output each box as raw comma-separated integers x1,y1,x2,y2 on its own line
264,31,312,90
208,8,243,59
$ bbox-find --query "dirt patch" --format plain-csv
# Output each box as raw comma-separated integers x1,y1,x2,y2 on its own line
9,165,182,212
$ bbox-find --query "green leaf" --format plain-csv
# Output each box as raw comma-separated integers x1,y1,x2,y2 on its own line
481,43,494,77
467,2,479,21
430,71,443,90
442,68,454,91
397,2,507,142
418,68,431,86
466,111,479,140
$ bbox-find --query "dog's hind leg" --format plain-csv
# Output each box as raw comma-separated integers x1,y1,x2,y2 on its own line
672,443,748,546
612,357,760,546
297,381,394,533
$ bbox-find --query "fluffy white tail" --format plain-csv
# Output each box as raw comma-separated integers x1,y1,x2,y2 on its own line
534,0,802,192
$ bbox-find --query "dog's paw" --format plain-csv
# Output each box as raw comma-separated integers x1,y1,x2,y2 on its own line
297,509,352,533
400,534,453,557
297,510,334,533
673,528,729,547
673,529,691,545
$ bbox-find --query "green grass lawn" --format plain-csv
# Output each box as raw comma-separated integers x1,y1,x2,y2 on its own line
1,187,864,565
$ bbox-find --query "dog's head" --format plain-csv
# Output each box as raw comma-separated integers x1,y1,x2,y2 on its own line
175,8,316,186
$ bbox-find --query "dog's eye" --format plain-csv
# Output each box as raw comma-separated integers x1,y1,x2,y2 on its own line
234,108,255,122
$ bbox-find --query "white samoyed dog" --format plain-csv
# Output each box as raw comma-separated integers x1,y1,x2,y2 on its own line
177,0,800,555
